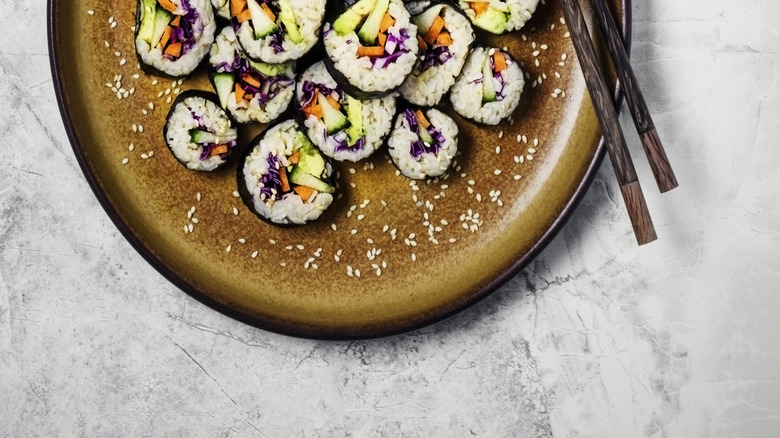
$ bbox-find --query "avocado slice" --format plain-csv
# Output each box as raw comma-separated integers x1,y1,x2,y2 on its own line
212,72,235,109
411,4,444,33
472,8,509,34
289,166,335,193
295,133,327,178
247,58,287,77
481,53,497,103
150,7,174,48
137,0,158,44
247,0,279,39
345,96,363,145
333,0,378,35
357,0,390,45
318,93,349,134
277,0,303,43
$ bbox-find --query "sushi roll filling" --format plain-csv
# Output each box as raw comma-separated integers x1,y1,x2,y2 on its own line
214,55,293,106
299,81,367,152
230,0,303,52
137,0,203,60
403,109,444,159
415,7,456,73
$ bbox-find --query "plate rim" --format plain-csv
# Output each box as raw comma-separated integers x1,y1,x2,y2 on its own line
47,0,631,340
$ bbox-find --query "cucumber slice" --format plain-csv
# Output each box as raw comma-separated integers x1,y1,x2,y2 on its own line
345,96,363,145
137,0,158,44
333,0,377,35
357,0,390,45
289,166,335,193
295,132,327,178
481,53,497,103
278,0,303,43
191,129,232,144
247,0,279,39
212,72,235,109
151,7,174,48
419,126,435,145
318,93,349,134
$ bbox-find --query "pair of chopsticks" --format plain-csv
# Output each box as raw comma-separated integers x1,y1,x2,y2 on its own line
560,0,678,245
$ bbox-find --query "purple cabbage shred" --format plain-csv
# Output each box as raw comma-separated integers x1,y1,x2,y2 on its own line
403,109,442,159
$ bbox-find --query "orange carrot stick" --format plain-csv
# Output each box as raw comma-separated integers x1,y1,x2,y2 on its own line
493,51,508,72
424,16,445,45
379,13,395,33
210,144,229,156
293,185,315,202
415,109,431,128
289,152,301,164
157,26,173,49
235,8,251,23
378,32,388,48
435,31,453,46
279,167,291,192
260,2,276,21
357,45,385,58
470,1,489,15
230,0,247,17
164,42,182,58
325,94,341,109
170,15,181,26
417,35,428,51
157,0,178,13
242,74,262,89
234,83,246,103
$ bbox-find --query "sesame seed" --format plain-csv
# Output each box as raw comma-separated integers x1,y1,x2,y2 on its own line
129,143,135,151
331,223,338,231
119,58,126,65
495,146,501,154
269,239,276,245
191,218,199,224
196,192,201,202
355,269,361,278
411,253,417,262
494,169,502,175
357,214,365,221
251,251,259,259
225,245,232,253
121,157,129,165
188,223,194,233
87,10,94,15
111,21,117,29
350,229,357,235
238,238,246,244
233,207,239,215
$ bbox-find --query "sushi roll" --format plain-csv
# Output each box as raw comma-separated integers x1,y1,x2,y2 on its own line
400,3,475,106
164,91,238,171
230,0,326,64
295,62,396,162
134,0,217,77
388,107,458,179
322,0,419,98
450,46,524,125
238,119,336,226
211,0,230,20
208,27,295,124
457,0,539,34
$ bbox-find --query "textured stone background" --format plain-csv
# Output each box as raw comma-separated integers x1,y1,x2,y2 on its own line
2,1,780,437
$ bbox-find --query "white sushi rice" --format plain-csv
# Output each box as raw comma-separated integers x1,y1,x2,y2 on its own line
388,108,458,179
242,120,334,225
450,46,524,125
400,4,474,106
323,0,419,94
458,0,540,33
297,62,396,162
209,27,294,124
235,0,326,63
165,94,238,171
134,0,216,77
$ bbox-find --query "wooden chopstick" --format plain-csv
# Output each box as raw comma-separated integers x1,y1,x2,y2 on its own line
559,0,657,245
590,0,678,193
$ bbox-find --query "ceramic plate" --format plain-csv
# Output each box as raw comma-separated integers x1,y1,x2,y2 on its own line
49,0,630,339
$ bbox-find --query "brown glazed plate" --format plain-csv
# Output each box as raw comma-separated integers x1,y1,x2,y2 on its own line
48,0,630,339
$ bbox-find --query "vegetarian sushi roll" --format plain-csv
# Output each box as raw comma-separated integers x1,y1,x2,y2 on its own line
164,91,238,171
322,0,419,98
400,3,474,106
457,0,539,34
208,27,295,124
230,0,327,64
388,108,458,179
295,62,396,162
450,46,524,125
134,0,217,77
238,119,336,226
